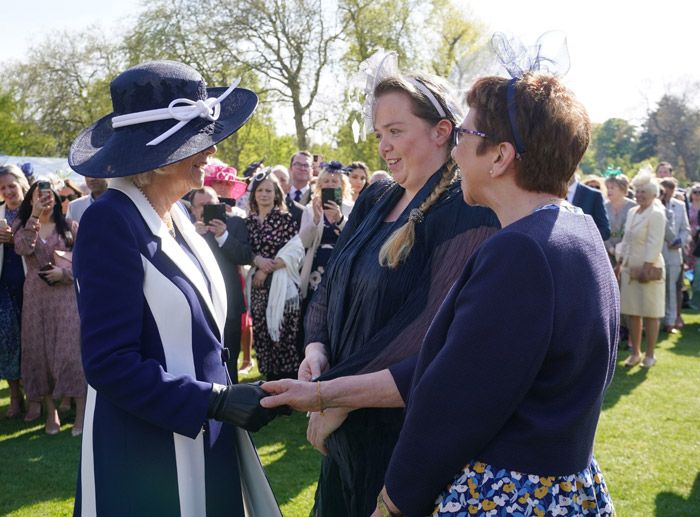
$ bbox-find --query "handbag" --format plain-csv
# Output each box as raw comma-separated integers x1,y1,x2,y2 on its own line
235,427,283,517
629,264,663,283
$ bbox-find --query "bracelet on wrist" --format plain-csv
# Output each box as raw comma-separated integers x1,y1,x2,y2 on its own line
316,381,325,416
376,492,401,517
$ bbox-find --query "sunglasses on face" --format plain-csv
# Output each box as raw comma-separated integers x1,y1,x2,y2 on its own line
452,126,490,147
60,194,81,202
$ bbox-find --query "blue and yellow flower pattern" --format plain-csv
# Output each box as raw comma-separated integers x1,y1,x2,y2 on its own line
432,458,614,516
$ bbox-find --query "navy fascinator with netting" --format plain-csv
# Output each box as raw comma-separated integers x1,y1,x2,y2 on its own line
490,31,570,159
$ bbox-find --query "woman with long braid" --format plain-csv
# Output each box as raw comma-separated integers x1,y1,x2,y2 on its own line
288,58,499,516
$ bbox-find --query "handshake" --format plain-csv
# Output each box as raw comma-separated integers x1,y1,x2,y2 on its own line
208,381,290,432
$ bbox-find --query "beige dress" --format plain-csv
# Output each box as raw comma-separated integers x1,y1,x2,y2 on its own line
619,203,666,318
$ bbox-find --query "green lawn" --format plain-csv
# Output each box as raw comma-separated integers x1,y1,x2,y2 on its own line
1,314,699,516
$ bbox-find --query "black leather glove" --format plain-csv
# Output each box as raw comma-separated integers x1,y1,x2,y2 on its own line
207,382,286,432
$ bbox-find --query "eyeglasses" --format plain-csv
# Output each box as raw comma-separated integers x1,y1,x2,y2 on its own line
453,127,490,147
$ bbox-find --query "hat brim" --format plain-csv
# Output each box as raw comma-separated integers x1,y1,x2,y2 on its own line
68,87,258,178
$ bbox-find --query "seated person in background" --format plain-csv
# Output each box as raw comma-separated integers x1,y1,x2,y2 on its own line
191,186,253,381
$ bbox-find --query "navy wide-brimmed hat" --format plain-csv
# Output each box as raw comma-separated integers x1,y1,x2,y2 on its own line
69,60,258,178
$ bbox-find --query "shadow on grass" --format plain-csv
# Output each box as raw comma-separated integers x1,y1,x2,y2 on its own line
655,471,700,516
251,411,321,507
667,322,700,358
602,359,649,410
0,417,81,515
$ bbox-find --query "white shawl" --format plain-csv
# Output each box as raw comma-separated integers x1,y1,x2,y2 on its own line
266,235,304,341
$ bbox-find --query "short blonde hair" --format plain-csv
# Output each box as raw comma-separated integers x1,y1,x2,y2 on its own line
0,164,31,195
313,169,352,203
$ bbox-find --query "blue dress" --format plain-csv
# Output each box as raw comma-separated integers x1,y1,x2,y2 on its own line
0,206,24,381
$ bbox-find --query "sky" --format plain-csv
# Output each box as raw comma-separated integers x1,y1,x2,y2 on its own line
2,0,698,128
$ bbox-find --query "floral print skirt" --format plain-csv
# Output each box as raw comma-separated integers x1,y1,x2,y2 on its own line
433,458,614,516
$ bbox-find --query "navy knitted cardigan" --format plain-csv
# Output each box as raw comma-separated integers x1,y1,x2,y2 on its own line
387,208,619,516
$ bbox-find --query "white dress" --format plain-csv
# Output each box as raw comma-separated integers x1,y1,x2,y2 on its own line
619,203,666,318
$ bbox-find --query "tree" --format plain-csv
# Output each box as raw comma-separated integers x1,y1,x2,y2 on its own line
646,92,700,180
0,89,56,156
200,0,349,150
4,27,124,155
593,118,638,171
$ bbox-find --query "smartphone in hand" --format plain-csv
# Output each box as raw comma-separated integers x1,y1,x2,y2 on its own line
38,264,55,286
321,187,342,207
203,203,227,224
36,180,52,195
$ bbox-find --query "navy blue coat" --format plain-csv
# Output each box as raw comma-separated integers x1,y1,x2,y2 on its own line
72,178,243,516
572,182,611,240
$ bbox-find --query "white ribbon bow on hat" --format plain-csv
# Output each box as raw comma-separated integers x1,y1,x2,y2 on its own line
111,78,241,146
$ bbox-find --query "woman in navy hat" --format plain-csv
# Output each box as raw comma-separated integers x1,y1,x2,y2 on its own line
69,60,279,517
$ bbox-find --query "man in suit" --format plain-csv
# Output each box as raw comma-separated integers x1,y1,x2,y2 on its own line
288,150,313,206
191,186,253,381
660,178,690,332
66,176,108,223
274,164,305,228
567,176,611,241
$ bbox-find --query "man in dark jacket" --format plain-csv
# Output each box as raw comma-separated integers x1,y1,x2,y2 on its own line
191,186,253,381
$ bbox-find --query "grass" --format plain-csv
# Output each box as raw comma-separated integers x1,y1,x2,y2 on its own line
1,313,699,516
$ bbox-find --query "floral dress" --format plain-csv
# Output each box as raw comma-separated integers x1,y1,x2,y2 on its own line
433,459,614,516
246,208,301,378
14,218,85,400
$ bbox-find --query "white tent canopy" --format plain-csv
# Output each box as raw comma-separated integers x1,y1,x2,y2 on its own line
0,155,82,183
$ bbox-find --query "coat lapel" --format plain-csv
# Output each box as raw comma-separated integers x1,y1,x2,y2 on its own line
171,204,227,336
110,178,226,337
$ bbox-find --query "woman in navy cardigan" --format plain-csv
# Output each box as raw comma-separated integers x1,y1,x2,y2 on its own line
263,72,618,516
69,61,277,517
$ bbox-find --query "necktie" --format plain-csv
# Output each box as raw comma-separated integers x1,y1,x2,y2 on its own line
294,190,302,202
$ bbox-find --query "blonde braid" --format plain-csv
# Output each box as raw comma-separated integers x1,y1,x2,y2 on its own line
378,163,457,268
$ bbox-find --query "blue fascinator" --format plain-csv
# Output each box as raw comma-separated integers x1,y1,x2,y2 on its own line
321,160,345,174
490,31,570,159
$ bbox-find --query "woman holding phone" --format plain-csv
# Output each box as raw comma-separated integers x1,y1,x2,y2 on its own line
0,164,30,418
299,161,354,298
13,178,85,435
246,170,304,380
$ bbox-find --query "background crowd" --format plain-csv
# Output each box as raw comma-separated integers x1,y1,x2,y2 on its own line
0,153,382,433
1,81,697,516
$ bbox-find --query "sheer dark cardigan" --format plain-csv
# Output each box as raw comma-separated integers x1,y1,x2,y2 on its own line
303,167,500,516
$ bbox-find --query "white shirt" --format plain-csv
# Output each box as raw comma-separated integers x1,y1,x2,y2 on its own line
566,180,579,204
289,185,309,202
